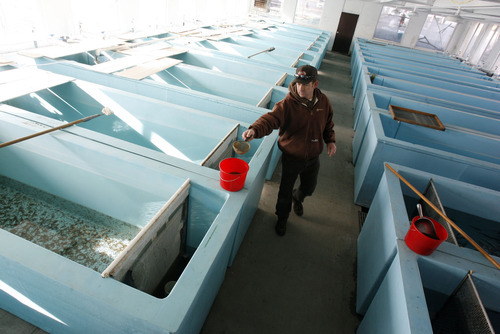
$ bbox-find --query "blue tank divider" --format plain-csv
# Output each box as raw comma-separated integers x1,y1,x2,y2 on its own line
151,63,274,106
353,70,500,133
356,42,450,62
351,42,364,96
359,53,494,84
356,38,450,59
72,45,282,107
363,59,500,89
357,163,500,325
351,39,496,88
34,58,266,119
244,21,330,67
366,66,500,100
238,30,315,51
261,23,329,45
368,90,500,127
357,45,479,72
351,58,498,113
357,240,500,334
228,131,277,265
214,34,309,60
371,75,500,111
2,81,246,164
356,169,400,315
362,51,487,78
352,65,500,132
358,48,471,74
165,48,292,87
192,39,302,67
277,21,331,37
353,90,500,165
357,40,480,67
356,38,484,73
353,110,500,208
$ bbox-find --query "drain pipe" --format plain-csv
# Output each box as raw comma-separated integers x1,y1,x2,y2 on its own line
248,47,275,58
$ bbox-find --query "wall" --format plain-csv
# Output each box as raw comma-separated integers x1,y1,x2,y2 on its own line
274,0,379,52
350,3,382,44
319,0,345,50
445,21,471,56
280,0,299,23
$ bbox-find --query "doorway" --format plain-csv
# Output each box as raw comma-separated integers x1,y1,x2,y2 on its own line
332,12,359,54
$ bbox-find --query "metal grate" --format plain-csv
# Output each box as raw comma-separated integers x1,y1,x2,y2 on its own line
421,179,459,246
432,271,495,333
389,105,445,131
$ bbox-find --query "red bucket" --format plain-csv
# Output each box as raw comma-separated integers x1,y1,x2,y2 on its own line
219,158,249,192
405,215,448,255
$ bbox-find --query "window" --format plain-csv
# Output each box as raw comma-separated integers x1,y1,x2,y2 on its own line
373,6,412,43
254,0,268,10
463,23,484,60
416,15,457,51
294,0,325,26
478,25,499,68
252,0,282,17
269,0,283,16
0,0,45,51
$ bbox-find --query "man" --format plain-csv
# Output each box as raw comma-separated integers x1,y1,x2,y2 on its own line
242,65,336,236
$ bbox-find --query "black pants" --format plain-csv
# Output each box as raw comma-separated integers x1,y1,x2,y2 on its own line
275,153,320,219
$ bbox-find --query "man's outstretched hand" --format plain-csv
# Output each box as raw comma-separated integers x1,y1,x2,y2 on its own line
242,129,255,142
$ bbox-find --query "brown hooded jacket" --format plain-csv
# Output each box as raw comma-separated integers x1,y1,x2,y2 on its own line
249,82,335,160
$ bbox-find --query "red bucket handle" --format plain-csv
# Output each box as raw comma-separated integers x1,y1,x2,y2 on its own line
220,173,242,182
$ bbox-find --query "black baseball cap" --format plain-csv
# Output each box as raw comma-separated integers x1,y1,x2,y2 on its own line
293,65,318,84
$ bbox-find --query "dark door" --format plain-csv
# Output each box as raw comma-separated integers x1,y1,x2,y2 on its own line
332,12,359,54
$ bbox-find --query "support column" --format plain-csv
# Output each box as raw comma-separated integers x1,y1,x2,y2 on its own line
469,23,494,65
482,36,500,75
444,21,468,56
400,11,427,48
281,0,299,23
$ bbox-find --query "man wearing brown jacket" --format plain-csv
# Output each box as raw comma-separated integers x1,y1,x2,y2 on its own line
242,65,336,236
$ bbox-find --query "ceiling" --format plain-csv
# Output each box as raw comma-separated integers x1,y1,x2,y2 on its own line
361,0,500,24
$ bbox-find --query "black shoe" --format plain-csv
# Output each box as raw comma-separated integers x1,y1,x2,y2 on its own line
275,218,287,236
292,189,303,217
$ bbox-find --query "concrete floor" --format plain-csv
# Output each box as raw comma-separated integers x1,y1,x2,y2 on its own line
0,51,362,333
201,51,362,333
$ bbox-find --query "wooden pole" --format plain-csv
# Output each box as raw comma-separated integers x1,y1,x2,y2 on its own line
385,163,500,270
0,114,101,149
